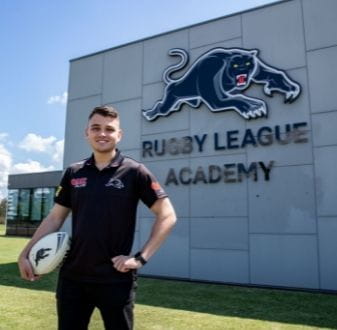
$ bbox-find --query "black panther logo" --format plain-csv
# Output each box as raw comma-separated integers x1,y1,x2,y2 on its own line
142,48,301,121
35,248,52,266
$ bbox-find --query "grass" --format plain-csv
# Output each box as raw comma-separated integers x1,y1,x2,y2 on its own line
1,223,337,329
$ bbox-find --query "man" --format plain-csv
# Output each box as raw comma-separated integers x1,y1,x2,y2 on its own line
18,105,177,330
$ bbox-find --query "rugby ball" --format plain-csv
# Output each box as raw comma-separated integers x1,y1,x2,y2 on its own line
28,232,70,275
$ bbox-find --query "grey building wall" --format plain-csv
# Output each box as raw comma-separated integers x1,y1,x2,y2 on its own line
64,0,337,291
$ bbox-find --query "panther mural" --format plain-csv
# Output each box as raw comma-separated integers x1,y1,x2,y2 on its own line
142,48,301,121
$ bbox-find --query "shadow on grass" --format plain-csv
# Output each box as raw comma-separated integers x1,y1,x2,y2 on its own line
0,262,57,292
136,278,337,329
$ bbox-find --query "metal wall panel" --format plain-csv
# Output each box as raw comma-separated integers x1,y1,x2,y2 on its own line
318,217,337,290
191,249,249,283
102,43,143,104
139,218,190,278
307,46,337,113
68,54,103,100
143,30,189,84
314,146,337,216
312,111,337,147
189,15,241,49
242,0,306,69
250,234,319,289
249,165,316,234
303,0,337,50
191,217,248,250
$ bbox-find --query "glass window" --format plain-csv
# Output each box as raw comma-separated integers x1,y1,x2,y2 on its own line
7,189,19,221
42,187,55,218
18,189,31,220
31,188,43,221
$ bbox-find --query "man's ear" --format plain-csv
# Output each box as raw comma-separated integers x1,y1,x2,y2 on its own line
85,127,89,138
117,129,123,142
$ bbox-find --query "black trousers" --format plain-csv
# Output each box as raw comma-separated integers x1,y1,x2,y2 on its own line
56,277,136,330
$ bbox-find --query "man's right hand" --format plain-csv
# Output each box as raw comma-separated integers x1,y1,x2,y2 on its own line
18,255,41,281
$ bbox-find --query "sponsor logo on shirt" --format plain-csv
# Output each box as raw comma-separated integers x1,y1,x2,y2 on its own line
105,178,124,189
71,177,87,188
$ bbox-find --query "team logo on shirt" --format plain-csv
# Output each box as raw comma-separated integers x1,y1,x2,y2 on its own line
71,177,87,188
151,181,163,192
105,178,125,189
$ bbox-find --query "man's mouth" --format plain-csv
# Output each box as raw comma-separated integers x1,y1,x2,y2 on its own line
236,74,247,86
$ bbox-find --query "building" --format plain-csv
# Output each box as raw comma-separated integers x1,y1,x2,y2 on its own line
6,0,337,291
6,171,62,236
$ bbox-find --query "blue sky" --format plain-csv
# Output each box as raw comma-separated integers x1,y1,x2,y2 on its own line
0,0,279,199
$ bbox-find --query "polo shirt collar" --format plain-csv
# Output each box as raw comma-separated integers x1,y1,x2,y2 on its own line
84,149,124,168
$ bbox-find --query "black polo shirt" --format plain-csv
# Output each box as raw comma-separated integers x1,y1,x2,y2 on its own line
54,150,167,283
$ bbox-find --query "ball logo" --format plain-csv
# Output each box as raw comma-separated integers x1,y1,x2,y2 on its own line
34,248,52,266
142,48,301,121
56,232,66,253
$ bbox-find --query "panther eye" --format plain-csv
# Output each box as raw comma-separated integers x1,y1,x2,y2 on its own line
246,62,251,66
233,64,239,68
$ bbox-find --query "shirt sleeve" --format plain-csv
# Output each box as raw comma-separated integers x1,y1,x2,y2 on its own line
137,164,168,208
54,167,72,208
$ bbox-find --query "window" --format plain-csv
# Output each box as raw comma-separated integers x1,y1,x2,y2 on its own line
18,189,31,221
6,187,56,223
42,188,55,218
7,189,19,221
31,188,43,221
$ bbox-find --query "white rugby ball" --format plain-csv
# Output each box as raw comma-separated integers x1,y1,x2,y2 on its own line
28,232,70,275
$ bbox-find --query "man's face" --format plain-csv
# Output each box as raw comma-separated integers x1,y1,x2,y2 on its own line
85,114,122,154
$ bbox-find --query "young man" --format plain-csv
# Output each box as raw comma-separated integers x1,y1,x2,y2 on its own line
18,105,177,330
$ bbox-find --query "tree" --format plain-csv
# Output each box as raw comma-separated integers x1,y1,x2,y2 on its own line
0,198,7,224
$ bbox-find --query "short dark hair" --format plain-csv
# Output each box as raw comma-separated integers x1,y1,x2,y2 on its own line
88,105,119,120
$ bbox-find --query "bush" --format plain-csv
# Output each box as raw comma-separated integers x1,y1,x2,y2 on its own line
0,199,6,224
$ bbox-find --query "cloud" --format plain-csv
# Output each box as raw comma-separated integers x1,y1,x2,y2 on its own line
0,144,12,200
19,133,64,166
19,133,57,153
47,91,68,105
0,133,64,200
0,133,9,142
12,160,54,174
52,139,64,163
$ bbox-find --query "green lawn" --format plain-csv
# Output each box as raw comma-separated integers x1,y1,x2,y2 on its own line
1,224,337,329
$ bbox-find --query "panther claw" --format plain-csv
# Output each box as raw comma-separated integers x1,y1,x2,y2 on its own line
142,109,158,121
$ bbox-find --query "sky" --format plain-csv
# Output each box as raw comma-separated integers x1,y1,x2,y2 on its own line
0,0,280,199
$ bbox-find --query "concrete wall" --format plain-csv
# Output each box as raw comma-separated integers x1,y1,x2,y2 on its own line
64,0,337,291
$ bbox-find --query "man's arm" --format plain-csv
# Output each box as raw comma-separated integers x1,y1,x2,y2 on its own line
112,197,176,272
18,203,71,281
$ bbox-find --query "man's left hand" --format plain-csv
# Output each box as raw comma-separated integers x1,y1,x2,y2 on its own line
111,255,142,272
